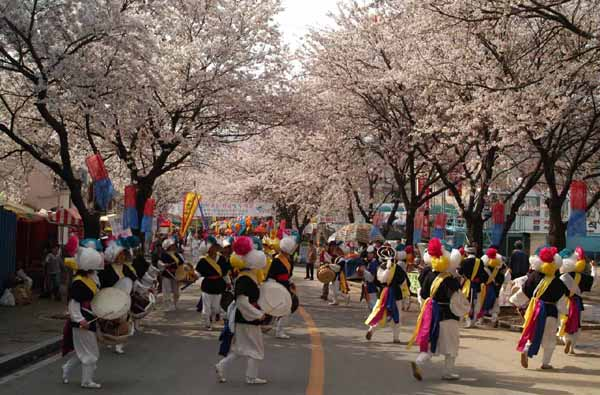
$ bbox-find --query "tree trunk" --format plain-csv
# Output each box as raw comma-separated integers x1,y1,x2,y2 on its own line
134,181,154,251
465,214,484,255
404,207,415,246
68,179,101,239
346,190,355,223
547,200,567,249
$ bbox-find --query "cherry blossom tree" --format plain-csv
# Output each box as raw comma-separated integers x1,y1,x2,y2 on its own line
0,0,150,237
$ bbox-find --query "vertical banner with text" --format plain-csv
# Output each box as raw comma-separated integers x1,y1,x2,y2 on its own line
180,193,201,239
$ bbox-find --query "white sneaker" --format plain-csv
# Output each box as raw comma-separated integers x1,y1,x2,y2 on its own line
328,301,339,306
62,376,69,384
276,333,291,340
81,382,102,389
114,344,125,354
246,377,268,385
215,364,226,383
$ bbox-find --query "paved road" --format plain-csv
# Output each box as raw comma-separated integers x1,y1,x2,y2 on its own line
2,274,600,395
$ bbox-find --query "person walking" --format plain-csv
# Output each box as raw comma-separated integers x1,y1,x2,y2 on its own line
305,240,317,280
44,245,63,301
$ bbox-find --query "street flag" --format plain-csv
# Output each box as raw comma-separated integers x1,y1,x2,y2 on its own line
180,192,201,239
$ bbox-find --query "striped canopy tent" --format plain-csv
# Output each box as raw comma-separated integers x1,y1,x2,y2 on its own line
49,208,83,227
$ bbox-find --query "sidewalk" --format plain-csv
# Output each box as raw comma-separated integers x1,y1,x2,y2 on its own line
0,296,67,375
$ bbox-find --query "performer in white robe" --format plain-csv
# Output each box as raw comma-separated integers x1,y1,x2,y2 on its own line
216,247,269,384
409,239,467,381
61,247,104,389
558,247,598,355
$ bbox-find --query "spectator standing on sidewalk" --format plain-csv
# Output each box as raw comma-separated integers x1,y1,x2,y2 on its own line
44,245,63,301
305,240,317,280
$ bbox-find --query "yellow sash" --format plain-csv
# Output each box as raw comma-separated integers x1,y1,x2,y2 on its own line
73,275,98,295
111,263,125,279
486,265,501,285
386,264,396,286
237,270,259,285
203,255,223,277
168,252,182,266
559,273,581,336
125,262,137,276
278,254,292,275
462,258,481,298
407,272,451,349
522,275,553,329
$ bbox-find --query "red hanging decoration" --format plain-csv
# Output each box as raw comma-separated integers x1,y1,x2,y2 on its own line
570,181,587,210
143,198,155,217
492,202,505,225
124,185,137,208
414,210,425,230
434,213,447,229
85,154,109,181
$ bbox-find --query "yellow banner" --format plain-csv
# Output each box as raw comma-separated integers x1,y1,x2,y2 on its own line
180,192,201,239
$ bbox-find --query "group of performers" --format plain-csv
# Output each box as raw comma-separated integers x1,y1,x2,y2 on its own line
60,224,598,388
327,237,598,381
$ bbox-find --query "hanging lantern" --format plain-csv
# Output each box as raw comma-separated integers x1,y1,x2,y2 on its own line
85,154,114,211
122,185,139,230
140,198,155,235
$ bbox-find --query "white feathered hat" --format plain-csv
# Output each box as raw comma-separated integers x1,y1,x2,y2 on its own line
104,242,125,264
279,236,297,255
76,247,104,271
529,246,562,273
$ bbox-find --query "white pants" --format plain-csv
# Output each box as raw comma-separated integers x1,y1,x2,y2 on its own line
275,316,289,337
563,330,581,351
162,277,179,308
367,292,377,311
63,328,99,384
416,352,457,376
202,293,222,326
524,317,558,365
368,300,402,341
217,352,260,379
330,280,340,303
466,291,482,325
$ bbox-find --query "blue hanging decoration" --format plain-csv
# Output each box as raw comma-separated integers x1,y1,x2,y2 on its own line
122,185,139,230
85,154,114,211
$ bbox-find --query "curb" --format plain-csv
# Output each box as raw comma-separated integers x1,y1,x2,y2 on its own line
0,336,62,377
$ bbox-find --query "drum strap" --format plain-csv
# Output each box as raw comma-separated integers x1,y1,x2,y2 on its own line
73,275,98,295
203,255,223,277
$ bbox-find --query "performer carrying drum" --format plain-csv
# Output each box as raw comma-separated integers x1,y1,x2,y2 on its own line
99,242,137,354
61,247,105,389
159,238,185,311
216,245,270,385
267,236,297,339
196,236,232,330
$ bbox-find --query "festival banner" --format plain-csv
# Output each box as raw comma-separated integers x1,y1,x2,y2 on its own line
491,202,505,246
180,193,201,239
432,213,447,240
413,210,425,243
568,181,587,238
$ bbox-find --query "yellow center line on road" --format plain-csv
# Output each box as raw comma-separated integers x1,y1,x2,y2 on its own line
298,306,324,395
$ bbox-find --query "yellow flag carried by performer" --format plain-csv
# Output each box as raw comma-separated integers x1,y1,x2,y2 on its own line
180,192,200,239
